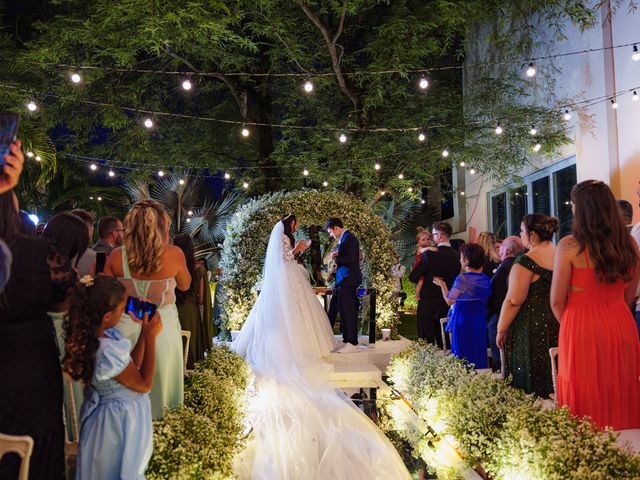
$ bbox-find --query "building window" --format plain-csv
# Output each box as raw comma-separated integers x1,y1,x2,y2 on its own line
488,158,576,240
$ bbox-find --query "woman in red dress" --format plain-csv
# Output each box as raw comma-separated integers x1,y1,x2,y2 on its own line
551,180,640,430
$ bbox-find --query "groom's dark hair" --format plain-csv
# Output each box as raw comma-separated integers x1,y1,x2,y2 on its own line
324,217,343,230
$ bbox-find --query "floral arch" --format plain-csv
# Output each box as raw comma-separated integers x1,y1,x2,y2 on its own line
219,190,399,333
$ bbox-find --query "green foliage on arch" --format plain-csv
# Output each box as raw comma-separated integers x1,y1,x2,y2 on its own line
219,190,399,333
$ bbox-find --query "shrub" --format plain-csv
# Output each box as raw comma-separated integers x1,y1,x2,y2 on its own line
147,345,251,480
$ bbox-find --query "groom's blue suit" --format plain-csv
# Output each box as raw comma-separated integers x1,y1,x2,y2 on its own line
334,230,362,346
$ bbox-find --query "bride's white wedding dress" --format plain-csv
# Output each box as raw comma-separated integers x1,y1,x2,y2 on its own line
232,222,411,480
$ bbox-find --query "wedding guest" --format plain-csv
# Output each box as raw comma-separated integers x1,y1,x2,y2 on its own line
551,180,640,430
497,214,558,398
18,210,36,236
487,236,524,372
409,221,461,347
104,199,191,418
433,243,491,368
43,213,90,272
70,209,97,276
450,238,466,251
413,227,434,302
391,255,407,307
94,215,124,256
0,190,74,480
477,231,501,276
174,234,213,368
632,183,640,334
617,200,634,234
64,276,160,478
0,140,23,194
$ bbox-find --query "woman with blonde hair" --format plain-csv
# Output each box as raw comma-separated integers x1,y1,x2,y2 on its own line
477,231,501,276
105,199,191,418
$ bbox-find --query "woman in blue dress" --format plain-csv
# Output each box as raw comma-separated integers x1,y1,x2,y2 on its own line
433,243,491,368
63,275,162,479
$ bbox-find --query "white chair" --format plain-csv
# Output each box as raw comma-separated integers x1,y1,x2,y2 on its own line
181,330,191,374
549,347,559,403
62,371,79,474
500,348,506,379
0,433,34,480
439,317,451,351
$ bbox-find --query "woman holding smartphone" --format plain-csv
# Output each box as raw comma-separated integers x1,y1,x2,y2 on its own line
104,199,191,419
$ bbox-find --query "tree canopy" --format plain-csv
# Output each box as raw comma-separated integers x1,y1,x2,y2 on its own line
1,0,629,209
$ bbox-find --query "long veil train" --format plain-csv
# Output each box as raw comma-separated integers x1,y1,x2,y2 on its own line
232,222,411,480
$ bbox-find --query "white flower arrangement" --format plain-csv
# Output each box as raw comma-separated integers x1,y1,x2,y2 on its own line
386,342,640,479
218,190,399,333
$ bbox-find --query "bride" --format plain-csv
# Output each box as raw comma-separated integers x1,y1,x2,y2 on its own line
232,215,411,480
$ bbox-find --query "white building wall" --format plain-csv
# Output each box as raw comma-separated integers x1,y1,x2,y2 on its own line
460,5,640,238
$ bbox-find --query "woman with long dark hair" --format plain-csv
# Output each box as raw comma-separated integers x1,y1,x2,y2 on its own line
497,213,559,397
173,233,213,368
551,180,640,429
0,190,75,480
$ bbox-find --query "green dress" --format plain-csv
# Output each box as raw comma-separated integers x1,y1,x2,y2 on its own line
176,265,214,369
506,255,559,398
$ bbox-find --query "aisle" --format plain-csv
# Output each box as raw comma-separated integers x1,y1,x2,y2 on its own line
233,353,412,480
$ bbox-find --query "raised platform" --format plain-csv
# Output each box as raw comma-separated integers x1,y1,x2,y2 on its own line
325,335,412,389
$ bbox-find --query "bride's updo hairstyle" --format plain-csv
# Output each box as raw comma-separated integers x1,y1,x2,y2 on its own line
522,213,559,242
281,213,297,248
124,199,170,276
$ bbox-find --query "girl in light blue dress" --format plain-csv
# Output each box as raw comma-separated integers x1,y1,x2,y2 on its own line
63,275,162,479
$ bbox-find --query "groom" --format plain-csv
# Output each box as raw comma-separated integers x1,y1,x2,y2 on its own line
325,217,362,353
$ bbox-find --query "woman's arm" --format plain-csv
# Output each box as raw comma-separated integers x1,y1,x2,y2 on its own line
433,277,455,306
496,264,533,349
171,246,192,291
625,246,640,307
551,236,575,321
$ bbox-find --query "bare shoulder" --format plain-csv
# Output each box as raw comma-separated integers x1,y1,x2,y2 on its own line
165,244,186,260
557,235,579,254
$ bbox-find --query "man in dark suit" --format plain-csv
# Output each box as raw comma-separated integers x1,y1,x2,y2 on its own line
487,235,524,371
409,221,460,348
325,217,362,353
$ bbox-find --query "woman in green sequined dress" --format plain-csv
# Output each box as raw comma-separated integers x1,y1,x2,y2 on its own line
496,214,559,398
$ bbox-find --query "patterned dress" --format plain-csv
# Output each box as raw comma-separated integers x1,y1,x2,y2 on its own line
505,255,559,397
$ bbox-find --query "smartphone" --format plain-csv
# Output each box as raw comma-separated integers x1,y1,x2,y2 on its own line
0,113,20,166
125,296,158,320
96,252,107,274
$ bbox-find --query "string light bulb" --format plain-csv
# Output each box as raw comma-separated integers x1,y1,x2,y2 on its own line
380,190,386,196
633,91,639,102
533,143,542,152
526,62,536,77
89,196,94,200
303,168,309,176
241,127,250,137
460,191,465,196
529,125,537,135
27,100,37,112
398,173,404,180
469,168,476,175
563,110,572,121
459,161,465,167
494,124,503,135
35,155,41,162
224,172,231,180
26,151,34,158
90,163,97,171
182,79,192,91
418,76,429,89
303,80,314,92
418,131,426,142
421,199,426,204
158,170,164,177
144,118,153,128
339,133,347,143
633,45,640,61
179,178,185,185
442,149,449,158
186,218,191,223
611,98,619,109
97,196,102,201
187,210,193,216
70,73,81,84
323,180,328,187
408,187,413,192
242,181,249,189
374,162,381,171
108,170,115,177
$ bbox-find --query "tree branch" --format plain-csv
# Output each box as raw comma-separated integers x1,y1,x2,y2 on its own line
254,11,312,75
296,1,362,123
333,0,348,44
